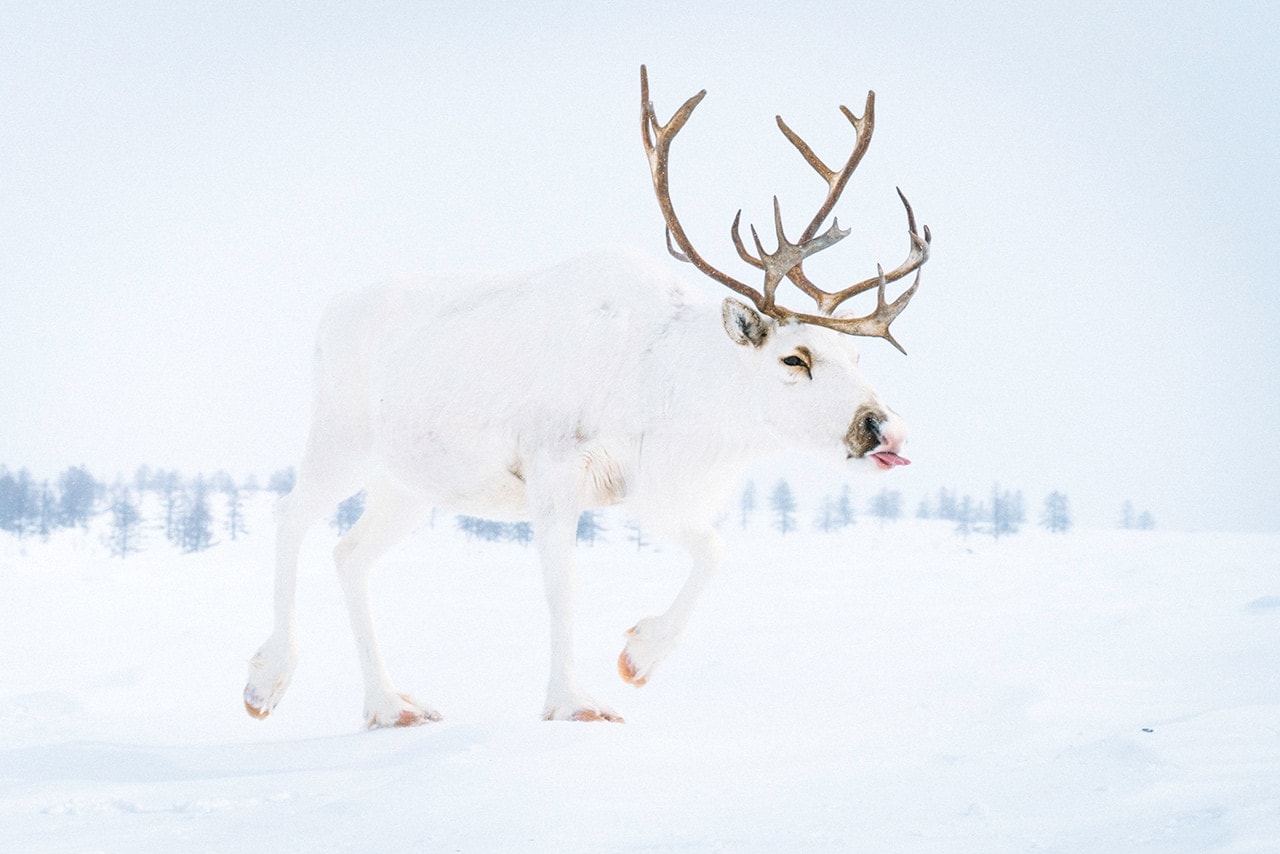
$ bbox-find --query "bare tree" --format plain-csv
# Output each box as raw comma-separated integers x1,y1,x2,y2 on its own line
576,510,605,546
815,494,838,533
770,480,797,534
739,481,756,529
624,519,649,552
333,492,365,535
226,485,249,541
955,495,977,538
267,467,296,496
817,484,856,532
1040,491,1072,534
916,496,932,519
154,470,183,543
868,488,902,523
836,484,856,529
935,487,958,521
176,477,214,553
988,484,1023,538
57,465,97,529
0,468,33,536
108,487,143,558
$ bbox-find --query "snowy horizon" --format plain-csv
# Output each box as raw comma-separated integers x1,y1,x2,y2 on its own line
0,457,1163,541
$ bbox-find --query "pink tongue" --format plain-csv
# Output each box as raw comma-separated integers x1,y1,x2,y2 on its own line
872,451,911,467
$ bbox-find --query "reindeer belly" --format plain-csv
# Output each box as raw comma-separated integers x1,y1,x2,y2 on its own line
369,402,636,520
366,412,527,517
365,297,643,518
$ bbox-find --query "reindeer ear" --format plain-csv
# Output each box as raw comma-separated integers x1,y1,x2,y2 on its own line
722,298,769,348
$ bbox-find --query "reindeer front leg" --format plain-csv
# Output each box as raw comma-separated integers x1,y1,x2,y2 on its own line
528,455,623,723
619,525,723,687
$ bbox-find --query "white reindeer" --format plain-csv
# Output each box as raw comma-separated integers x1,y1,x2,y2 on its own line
244,67,930,727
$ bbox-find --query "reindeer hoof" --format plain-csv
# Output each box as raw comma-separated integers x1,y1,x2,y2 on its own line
617,650,648,687
619,619,674,686
542,707,625,723
243,678,287,720
365,693,442,729
574,707,624,723
243,696,271,719
542,699,625,723
243,642,296,721
391,708,441,728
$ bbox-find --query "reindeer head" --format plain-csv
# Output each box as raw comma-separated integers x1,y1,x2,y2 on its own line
721,297,910,470
641,66,926,470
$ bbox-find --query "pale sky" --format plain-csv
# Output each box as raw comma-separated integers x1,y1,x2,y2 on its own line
3,2,1277,531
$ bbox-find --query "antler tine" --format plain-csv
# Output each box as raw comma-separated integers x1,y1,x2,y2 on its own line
776,115,836,184
664,228,690,264
731,210,764,270
789,265,921,355
769,91,885,312
781,90,875,244
815,187,931,315
738,196,852,310
731,200,850,275
639,65,770,312
639,66,929,352
640,66,706,165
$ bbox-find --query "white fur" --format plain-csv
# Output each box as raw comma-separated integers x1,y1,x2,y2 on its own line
244,247,908,726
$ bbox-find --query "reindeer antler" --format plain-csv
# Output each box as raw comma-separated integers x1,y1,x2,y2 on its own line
639,65,931,354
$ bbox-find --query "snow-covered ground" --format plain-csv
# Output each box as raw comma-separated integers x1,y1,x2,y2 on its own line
2,496,1278,852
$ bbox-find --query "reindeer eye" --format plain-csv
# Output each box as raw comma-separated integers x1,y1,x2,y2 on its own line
781,354,812,379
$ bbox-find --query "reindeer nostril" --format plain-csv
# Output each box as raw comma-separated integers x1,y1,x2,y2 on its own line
848,407,888,458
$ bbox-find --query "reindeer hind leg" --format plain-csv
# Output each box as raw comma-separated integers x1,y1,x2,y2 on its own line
244,460,359,719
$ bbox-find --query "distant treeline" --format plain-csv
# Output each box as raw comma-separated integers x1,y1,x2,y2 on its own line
0,465,296,556
0,464,1157,557
743,480,1154,538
